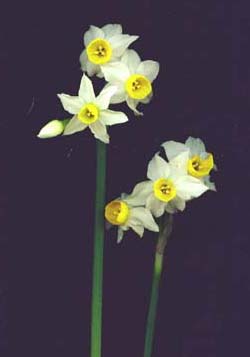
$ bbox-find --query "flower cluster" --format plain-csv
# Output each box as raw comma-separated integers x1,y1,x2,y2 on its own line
105,137,216,242
38,24,160,143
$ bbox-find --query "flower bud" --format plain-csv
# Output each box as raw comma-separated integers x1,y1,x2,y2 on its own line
37,120,66,139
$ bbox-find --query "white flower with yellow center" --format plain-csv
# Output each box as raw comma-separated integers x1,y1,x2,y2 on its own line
79,24,139,78
57,74,128,143
162,137,216,191
101,49,160,115
105,195,159,243
125,152,209,217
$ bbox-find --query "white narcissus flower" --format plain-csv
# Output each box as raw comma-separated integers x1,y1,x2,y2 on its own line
125,152,209,217
162,137,216,191
80,24,138,78
105,195,159,243
102,49,160,115
57,74,128,144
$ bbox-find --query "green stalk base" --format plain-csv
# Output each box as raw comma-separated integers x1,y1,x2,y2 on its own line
90,141,107,357
143,214,173,357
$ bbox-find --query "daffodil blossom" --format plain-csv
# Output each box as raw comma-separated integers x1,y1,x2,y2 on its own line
125,152,209,217
102,49,160,115
162,137,216,191
105,194,159,243
79,24,138,78
57,74,128,143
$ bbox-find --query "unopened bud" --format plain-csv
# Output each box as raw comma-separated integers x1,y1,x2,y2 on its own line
37,119,67,139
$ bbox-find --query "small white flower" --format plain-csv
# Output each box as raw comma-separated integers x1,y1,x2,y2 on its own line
57,74,128,144
80,24,138,78
125,152,209,217
105,195,159,243
162,137,216,191
102,49,160,115
37,119,65,139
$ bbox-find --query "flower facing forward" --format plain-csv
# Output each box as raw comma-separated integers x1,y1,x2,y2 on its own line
125,152,209,217
57,74,128,143
80,24,138,78
105,195,159,243
102,49,160,115
162,137,216,190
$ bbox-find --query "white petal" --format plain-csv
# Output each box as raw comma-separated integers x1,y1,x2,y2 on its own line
121,49,141,73
129,207,159,232
102,62,130,83
63,116,87,136
89,121,109,143
83,25,104,46
79,38,100,77
100,110,128,126
120,192,127,200
147,154,170,181
137,60,160,82
117,227,124,243
121,225,129,231
174,196,186,211
110,35,139,58
96,85,118,109
79,50,88,72
185,137,206,156
165,203,177,214
200,152,209,160
146,194,166,218
203,176,217,191
126,97,143,116
129,223,144,237
57,94,82,115
170,196,186,212
169,151,190,176
78,74,95,102
107,83,127,104
125,181,153,206
102,24,122,38
86,60,100,77
80,30,103,77
175,175,209,200
162,140,188,160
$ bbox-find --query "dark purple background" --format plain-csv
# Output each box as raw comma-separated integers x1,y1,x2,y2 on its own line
1,0,249,356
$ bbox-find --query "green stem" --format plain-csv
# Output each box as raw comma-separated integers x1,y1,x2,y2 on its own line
91,140,107,357
144,214,173,357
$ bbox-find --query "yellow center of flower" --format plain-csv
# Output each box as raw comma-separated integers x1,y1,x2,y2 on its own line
187,154,214,178
105,200,130,226
125,74,152,100
153,178,176,202
77,103,99,124
86,38,112,65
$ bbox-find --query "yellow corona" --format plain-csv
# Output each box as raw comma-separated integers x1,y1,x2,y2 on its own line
125,74,152,100
86,38,112,65
153,178,176,202
105,200,130,225
188,154,214,178
77,103,99,124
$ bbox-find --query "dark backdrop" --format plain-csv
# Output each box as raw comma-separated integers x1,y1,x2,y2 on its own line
1,0,249,356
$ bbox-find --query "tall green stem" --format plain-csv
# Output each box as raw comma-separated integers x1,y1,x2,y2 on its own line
144,214,173,357
91,140,107,357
